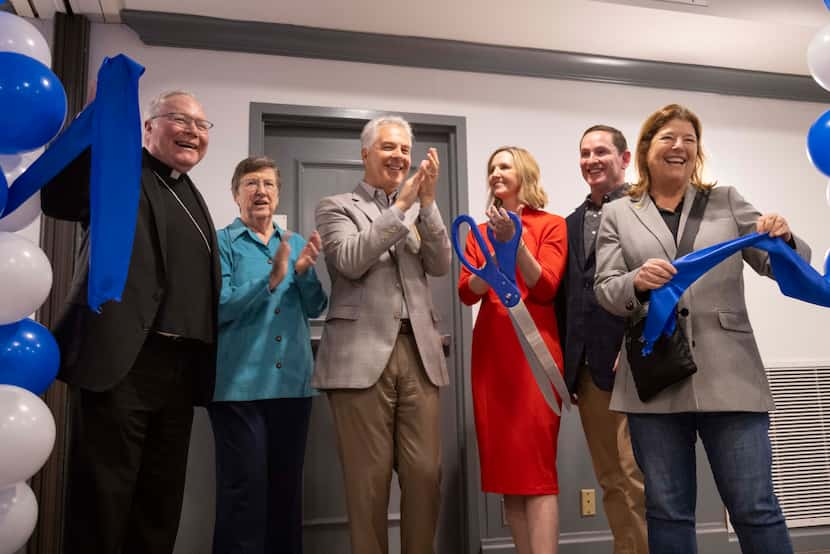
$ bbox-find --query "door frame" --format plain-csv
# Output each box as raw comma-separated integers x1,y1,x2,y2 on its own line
249,102,479,554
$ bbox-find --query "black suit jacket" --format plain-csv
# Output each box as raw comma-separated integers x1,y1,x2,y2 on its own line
558,201,626,393
41,149,220,405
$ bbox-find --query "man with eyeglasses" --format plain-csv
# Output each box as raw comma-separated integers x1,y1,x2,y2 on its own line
42,90,221,554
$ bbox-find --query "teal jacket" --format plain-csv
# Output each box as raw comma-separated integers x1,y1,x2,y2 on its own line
214,218,327,401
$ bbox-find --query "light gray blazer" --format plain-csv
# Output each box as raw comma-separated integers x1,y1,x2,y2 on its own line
312,184,451,389
594,185,811,413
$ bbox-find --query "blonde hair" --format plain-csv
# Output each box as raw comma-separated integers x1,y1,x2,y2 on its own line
629,103,715,198
486,146,548,209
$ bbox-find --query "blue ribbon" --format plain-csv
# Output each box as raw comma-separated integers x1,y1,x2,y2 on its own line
3,54,144,312
642,232,823,354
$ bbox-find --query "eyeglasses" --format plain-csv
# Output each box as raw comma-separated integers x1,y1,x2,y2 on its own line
241,178,279,191
151,112,214,132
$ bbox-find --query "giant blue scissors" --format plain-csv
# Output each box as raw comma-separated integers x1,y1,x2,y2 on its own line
452,212,571,415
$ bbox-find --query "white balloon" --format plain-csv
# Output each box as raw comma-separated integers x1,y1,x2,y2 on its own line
0,148,43,231
0,191,40,233
0,482,37,554
0,386,56,488
0,12,51,67
808,23,830,92
0,148,42,185
0,232,52,325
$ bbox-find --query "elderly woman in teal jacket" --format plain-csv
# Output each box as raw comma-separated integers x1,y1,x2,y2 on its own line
208,156,327,554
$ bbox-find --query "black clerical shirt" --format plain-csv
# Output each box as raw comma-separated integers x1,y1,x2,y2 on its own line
143,150,214,343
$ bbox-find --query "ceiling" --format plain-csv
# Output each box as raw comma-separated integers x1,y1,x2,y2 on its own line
7,0,830,75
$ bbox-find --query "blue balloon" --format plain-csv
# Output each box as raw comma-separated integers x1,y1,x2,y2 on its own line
826,0,830,10
0,171,7,217
0,318,60,395
0,52,67,155
807,110,830,178
0,321,18,348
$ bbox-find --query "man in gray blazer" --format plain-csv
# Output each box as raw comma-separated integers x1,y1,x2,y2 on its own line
314,115,451,554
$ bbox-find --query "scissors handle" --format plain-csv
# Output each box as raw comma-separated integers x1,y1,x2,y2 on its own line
486,210,522,284
451,214,522,307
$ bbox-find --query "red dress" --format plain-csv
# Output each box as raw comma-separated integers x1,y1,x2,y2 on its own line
458,208,568,495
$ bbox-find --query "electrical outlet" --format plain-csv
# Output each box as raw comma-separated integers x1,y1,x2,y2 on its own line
580,488,597,517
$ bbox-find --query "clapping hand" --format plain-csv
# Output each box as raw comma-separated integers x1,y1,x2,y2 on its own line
486,204,517,243
395,148,440,212
395,168,423,212
418,147,440,208
295,231,321,275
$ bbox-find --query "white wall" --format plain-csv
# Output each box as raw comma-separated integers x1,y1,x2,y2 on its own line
89,22,830,366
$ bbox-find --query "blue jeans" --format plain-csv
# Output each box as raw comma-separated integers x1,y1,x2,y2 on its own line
627,412,792,554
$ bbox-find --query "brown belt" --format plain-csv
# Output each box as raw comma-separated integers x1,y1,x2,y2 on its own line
399,318,414,335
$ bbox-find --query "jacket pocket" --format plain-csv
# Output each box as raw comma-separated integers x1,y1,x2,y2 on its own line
326,305,360,321
717,310,752,333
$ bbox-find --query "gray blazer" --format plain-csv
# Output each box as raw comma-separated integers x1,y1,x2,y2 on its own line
312,184,451,389
594,185,811,413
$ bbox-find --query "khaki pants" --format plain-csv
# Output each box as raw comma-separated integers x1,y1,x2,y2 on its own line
578,366,648,554
328,334,441,554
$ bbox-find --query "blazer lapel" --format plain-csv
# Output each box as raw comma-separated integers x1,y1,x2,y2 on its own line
627,193,677,259
141,167,168,276
351,184,382,222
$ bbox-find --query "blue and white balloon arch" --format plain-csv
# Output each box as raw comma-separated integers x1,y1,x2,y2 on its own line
0,0,143,550
0,10,62,554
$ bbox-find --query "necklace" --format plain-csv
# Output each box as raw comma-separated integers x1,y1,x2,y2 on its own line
152,170,212,255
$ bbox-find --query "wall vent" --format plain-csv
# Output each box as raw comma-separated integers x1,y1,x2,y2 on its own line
767,363,830,528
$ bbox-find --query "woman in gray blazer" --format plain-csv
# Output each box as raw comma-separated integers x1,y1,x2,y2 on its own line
594,104,810,554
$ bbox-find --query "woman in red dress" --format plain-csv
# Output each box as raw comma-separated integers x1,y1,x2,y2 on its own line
458,146,568,553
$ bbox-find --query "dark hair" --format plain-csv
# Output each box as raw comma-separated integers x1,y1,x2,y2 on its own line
580,124,628,154
231,156,280,196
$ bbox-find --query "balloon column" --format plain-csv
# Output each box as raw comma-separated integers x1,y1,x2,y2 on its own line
807,10,830,272
0,11,65,554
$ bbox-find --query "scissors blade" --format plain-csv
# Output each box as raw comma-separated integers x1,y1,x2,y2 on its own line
507,301,572,415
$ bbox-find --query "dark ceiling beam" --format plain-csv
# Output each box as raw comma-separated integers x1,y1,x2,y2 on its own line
121,8,830,104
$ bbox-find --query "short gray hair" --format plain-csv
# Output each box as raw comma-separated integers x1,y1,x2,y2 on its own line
360,115,413,150
145,90,199,121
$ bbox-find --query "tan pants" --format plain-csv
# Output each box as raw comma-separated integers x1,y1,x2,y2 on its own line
328,334,441,554
578,367,648,554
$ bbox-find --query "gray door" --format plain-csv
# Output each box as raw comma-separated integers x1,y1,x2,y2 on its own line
261,113,466,554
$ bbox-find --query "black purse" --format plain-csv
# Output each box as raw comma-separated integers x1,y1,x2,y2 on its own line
625,315,697,402
625,190,709,402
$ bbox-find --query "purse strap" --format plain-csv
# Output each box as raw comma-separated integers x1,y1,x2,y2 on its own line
675,189,710,259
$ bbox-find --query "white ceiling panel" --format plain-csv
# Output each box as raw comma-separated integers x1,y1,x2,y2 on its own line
14,0,830,75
